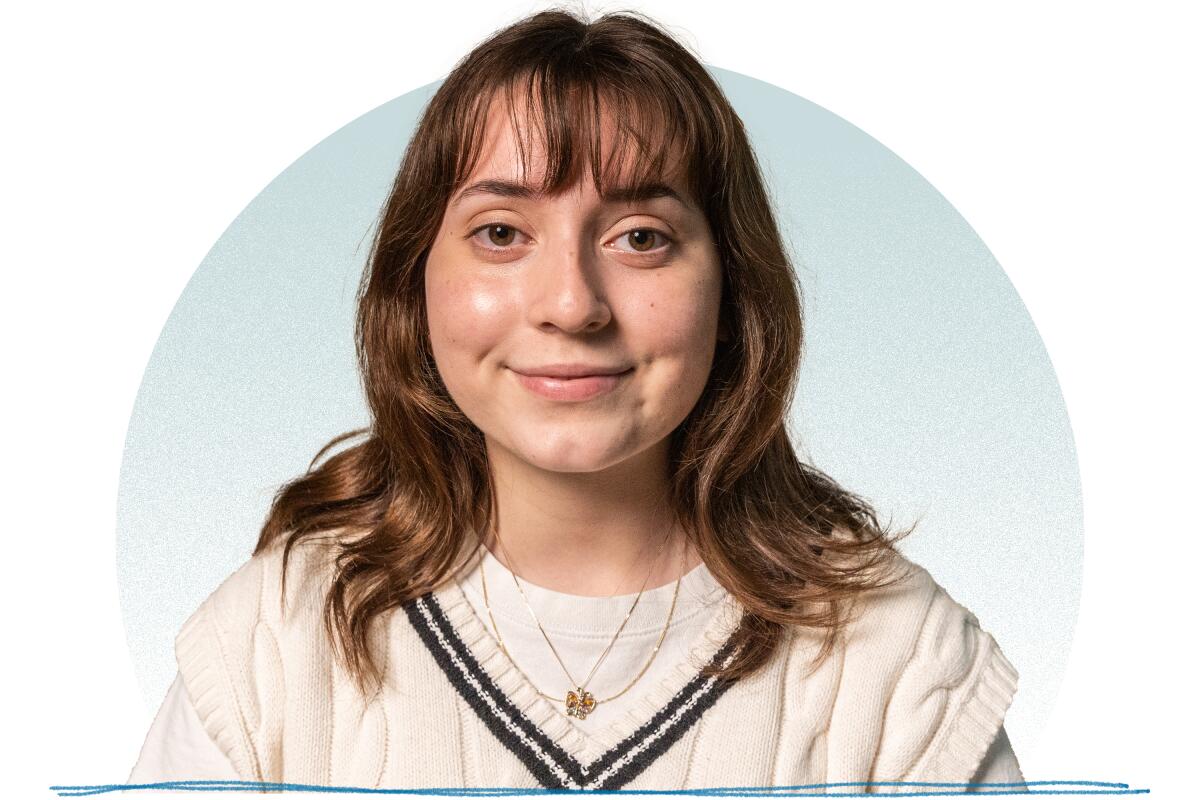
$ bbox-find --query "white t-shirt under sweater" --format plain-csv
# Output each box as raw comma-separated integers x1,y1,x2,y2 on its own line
129,540,1024,790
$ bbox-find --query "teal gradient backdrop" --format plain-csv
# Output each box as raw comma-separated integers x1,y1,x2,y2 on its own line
117,70,1082,757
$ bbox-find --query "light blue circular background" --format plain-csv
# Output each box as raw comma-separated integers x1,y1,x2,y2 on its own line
117,69,1081,757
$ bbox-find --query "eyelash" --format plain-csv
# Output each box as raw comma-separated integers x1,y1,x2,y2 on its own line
466,223,674,256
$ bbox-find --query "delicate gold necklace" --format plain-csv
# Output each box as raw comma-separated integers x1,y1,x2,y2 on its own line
480,530,683,720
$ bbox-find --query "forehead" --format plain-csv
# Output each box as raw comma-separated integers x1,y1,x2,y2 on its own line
454,90,694,204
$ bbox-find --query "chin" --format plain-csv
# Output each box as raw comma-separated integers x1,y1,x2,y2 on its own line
520,445,628,475
502,427,638,475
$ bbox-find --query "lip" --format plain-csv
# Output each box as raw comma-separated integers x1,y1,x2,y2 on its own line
511,363,632,379
509,364,634,401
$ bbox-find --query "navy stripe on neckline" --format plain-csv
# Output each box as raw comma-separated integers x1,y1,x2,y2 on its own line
402,592,740,789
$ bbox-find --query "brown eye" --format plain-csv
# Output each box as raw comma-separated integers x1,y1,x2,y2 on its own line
487,225,516,247
627,229,657,252
611,228,670,255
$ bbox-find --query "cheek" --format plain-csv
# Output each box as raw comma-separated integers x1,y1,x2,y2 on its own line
633,272,721,356
428,277,500,347
424,261,513,397
625,272,722,403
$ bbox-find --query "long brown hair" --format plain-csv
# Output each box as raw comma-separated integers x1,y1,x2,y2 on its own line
255,7,909,695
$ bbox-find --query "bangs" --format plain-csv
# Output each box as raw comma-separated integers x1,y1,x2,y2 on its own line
449,64,714,204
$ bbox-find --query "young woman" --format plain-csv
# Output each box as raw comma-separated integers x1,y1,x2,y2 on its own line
130,9,1023,792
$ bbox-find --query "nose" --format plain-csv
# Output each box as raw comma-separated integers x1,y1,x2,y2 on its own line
524,236,612,335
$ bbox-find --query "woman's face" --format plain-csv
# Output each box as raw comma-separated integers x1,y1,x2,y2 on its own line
424,107,723,477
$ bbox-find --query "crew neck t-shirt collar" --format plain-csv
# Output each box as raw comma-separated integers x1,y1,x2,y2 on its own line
457,544,728,638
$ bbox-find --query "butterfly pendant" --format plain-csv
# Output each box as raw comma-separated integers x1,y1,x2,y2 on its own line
565,687,597,719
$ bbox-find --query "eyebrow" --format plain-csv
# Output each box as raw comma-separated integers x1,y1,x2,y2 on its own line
450,179,690,209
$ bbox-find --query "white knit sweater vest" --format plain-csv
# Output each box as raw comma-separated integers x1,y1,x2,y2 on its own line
174,538,1018,790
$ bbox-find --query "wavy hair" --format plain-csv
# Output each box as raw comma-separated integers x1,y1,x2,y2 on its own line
255,7,910,695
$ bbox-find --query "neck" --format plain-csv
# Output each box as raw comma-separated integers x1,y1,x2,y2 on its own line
482,437,700,596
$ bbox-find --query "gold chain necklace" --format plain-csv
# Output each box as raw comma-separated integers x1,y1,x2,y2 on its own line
480,530,683,720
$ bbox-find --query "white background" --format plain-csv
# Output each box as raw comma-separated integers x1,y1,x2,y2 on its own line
3,1,1196,797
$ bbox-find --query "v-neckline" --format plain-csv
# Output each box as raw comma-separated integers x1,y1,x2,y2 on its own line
402,573,745,788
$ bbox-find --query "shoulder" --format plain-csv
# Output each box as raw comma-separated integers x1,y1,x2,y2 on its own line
172,533,345,780
841,551,943,647
830,550,1020,783
179,534,340,641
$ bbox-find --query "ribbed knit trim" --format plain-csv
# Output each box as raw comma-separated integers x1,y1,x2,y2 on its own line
403,588,744,789
175,599,261,783
907,631,1020,783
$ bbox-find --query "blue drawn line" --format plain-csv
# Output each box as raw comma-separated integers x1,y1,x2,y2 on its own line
47,779,1150,798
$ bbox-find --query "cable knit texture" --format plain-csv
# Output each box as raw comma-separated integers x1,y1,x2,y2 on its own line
174,538,1018,790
